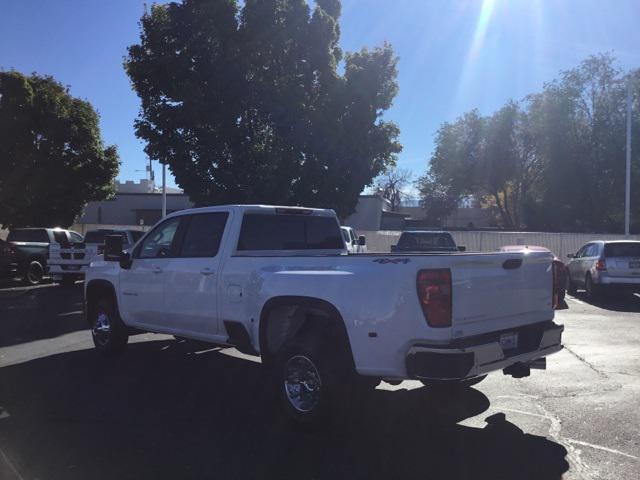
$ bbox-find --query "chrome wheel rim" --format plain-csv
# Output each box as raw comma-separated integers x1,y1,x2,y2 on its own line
93,310,111,346
28,263,43,283
284,355,322,413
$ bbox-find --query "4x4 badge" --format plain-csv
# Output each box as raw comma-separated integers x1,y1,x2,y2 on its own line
373,258,410,264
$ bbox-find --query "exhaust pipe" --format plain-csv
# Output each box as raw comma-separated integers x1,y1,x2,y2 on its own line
529,358,546,370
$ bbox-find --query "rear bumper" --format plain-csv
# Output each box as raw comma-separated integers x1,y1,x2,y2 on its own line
47,263,87,278
405,321,564,381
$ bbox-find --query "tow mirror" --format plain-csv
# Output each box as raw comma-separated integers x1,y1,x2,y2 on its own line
358,235,366,246
567,253,575,259
457,245,466,252
119,251,132,270
104,235,123,262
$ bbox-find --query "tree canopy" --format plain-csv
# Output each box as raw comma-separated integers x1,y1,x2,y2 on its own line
125,0,401,218
0,71,119,228
417,53,640,232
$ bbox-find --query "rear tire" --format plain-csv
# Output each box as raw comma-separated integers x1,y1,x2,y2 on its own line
23,260,44,285
90,298,129,355
273,333,352,428
585,274,599,300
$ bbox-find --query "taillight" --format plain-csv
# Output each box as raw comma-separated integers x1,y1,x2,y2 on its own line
416,269,452,328
595,259,606,271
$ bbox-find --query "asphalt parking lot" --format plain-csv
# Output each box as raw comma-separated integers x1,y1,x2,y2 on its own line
0,281,639,480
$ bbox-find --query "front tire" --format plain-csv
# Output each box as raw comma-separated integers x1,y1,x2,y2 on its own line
566,276,577,295
90,298,129,355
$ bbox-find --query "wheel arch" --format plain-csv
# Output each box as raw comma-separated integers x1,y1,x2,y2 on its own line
85,279,119,325
258,295,355,369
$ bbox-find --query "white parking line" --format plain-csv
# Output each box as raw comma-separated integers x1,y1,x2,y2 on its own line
567,296,587,305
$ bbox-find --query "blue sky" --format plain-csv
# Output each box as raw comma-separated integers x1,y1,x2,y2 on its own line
2,0,639,190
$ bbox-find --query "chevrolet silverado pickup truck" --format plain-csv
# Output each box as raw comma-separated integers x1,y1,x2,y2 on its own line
85,205,563,425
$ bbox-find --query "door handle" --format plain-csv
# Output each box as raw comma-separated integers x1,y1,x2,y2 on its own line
200,268,216,276
151,266,163,274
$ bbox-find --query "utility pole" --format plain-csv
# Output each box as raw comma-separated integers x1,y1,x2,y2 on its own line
625,81,632,236
162,162,167,218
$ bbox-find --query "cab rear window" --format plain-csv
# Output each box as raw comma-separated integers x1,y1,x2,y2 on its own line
604,243,640,258
7,229,49,243
237,214,343,251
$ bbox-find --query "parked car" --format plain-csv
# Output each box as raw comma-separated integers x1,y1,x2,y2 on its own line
340,226,367,253
0,239,18,280
498,245,567,306
49,229,144,285
6,228,83,285
566,240,640,299
391,230,465,253
85,205,563,426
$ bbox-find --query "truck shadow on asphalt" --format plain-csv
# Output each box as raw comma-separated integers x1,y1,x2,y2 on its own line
0,283,85,348
0,340,569,480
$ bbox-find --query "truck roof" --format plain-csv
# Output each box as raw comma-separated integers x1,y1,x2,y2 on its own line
167,204,337,218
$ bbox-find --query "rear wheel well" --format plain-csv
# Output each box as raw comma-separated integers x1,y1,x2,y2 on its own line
259,296,355,371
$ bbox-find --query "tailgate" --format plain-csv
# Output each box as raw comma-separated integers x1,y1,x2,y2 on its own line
49,243,89,265
604,243,640,278
449,251,554,337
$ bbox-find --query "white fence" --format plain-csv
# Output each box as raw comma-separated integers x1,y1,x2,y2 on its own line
361,230,640,260
3,223,639,261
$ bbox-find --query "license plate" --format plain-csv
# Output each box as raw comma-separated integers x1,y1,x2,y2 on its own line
629,261,640,269
500,332,519,350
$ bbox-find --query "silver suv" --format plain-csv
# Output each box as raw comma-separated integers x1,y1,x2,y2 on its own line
566,240,640,298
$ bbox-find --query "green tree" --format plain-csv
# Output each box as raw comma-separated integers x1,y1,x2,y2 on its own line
125,0,401,218
419,53,640,232
0,71,119,228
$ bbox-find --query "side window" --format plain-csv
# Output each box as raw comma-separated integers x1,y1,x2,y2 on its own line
53,231,68,245
585,244,598,257
179,212,228,258
575,246,587,258
69,232,84,243
137,217,182,259
349,229,357,244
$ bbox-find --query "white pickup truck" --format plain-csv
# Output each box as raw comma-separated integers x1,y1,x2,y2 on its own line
85,205,563,425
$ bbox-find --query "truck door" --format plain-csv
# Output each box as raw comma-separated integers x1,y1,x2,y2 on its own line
119,216,183,328
162,211,230,338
